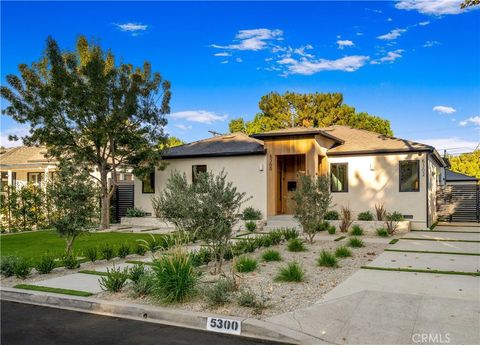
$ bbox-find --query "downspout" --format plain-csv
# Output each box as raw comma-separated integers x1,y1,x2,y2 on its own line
425,153,430,229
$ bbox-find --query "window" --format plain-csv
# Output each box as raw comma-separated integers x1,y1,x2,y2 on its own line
192,165,207,184
1,172,8,191
142,171,155,193
330,163,348,192
400,160,420,192
27,172,45,187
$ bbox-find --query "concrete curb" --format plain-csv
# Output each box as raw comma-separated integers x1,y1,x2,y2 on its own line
1,287,323,344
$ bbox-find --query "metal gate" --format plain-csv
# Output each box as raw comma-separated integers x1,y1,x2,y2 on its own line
111,183,134,223
437,184,480,223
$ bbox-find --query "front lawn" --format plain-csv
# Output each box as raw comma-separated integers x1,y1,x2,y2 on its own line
0,231,164,261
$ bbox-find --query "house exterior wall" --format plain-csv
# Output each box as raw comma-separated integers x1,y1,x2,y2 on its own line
427,155,442,226
327,152,430,229
134,154,268,218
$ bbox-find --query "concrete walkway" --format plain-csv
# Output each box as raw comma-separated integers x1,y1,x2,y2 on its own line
389,238,480,254
405,230,480,241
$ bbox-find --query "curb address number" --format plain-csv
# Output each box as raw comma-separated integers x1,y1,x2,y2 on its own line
206,317,241,335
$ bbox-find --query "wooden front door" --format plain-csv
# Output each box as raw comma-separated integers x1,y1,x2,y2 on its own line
276,154,306,214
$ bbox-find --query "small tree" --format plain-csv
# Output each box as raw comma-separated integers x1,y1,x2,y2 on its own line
47,161,99,254
293,175,332,244
153,170,247,273
385,212,404,235
339,206,353,233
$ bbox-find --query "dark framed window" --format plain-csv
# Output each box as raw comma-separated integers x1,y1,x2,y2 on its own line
142,171,155,194
330,163,348,192
192,165,207,184
27,172,45,186
399,160,420,192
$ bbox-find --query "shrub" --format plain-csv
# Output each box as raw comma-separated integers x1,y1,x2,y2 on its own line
245,221,257,232
350,225,363,236
125,207,145,217
203,277,236,306
318,250,338,267
137,234,161,253
267,230,283,245
62,253,80,269
1,256,18,277
328,226,336,235
280,228,299,241
375,203,386,221
376,228,389,237
242,207,262,220
84,246,98,262
131,272,155,298
262,249,281,262
117,243,131,259
287,238,306,252
35,254,56,274
339,206,353,233
324,210,339,220
134,245,147,256
99,266,129,292
348,237,364,248
237,288,268,313
335,246,352,258
100,243,116,260
14,257,32,279
128,264,146,283
357,211,374,221
151,249,198,303
316,221,330,232
275,262,305,282
191,247,213,267
235,256,258,273
385,212,404,235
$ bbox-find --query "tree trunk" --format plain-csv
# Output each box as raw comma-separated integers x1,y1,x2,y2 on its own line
99,168,110,230
66,236,74,255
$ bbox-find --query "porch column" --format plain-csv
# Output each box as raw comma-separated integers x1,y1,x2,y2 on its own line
7,170,13,186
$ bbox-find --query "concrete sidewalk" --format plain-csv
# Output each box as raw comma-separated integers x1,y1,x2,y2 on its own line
405,231,480,241
389,239,480,254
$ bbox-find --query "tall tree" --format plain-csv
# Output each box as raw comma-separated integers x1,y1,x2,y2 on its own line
1,36,171,229
461,0,480,9
449,150,480,180
229,92,393,136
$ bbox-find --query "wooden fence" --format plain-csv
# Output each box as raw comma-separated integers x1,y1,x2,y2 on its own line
436,184,479,223
111,182,134,223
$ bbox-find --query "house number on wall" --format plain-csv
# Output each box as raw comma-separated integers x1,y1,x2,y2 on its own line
206,317,242,335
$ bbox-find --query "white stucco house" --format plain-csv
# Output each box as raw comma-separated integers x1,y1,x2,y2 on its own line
134,125,453,230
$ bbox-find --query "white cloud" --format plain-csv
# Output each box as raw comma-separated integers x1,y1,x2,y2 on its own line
415,137,479,153
114,23,148,35
235,57,243,63
387,17,393,22
460,116,480,126
371,49,404,64
0,125,30,147
214,52,231,57
423,40,440,48
278,55,370,75
419,21,430,26
169,110,227,124
220,60,229,64
294,45,314,57
175,124,192,131
377,28,407,40
211,28,283,51
433,105,456,114
356,32,364,36
337,40,355,49
395,0,469,15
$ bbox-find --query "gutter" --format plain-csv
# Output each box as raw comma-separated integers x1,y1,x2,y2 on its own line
163,150,267,160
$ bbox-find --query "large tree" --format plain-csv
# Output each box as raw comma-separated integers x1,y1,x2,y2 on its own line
1,36,171,229
449,150,480,180
229,92,393,136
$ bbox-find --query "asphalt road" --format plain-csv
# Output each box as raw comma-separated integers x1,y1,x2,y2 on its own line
1,300,286,345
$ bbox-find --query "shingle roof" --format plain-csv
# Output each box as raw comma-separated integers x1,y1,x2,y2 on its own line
445,169,478,182
163,132,265,159
251,127,344,143
0,146,56,166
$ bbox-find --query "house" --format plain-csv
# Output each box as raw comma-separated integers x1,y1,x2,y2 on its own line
134,125,448,229
445,169,478,185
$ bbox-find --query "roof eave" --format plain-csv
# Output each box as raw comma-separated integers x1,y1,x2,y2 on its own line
162,150,267,160
327,148,434,156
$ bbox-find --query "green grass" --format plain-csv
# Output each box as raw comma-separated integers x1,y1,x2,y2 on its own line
361,266,480,277
13,284,93,297
402,237,480,243
385,249,480,256
335,246,352,258
78,270,109,276
389,239,399,244
287,238,307,252
334,236,346,242
275,262,305,282
318,250,338,267
0,230,165,261
262,249,282,262
235,256,258,273
348,237,364,248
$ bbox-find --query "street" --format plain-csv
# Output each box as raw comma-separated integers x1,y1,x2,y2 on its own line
1,301,285,345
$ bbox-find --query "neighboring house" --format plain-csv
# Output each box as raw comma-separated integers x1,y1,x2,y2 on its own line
134,125,448,229
445,169,478,185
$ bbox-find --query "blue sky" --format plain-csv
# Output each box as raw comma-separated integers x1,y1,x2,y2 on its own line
1,1,479,154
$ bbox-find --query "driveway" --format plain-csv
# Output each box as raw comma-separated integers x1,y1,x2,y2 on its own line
267,225,480,345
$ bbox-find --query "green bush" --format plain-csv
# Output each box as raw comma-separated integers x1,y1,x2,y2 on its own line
324,210,339,220
237,288,268,313
245,221,257,232
267,230,283,245
335,246,352,258
151,249,198,303
125,207,145,217
287,238,306,252
131,272,155,298
100,243,116,260
328,226,336,235
280,227,299,241
117,243,131,259
357,211,374,221
242,207,262,220
84,247,98,262
256,235,272,248
14,257,32,279
134,245,147,256
235,256,258,273
316,221,330,232
203,277,236,306
350,225,363,236
62,253,80,269
376,228,389,237
128,264,146,283
318,250,338,267
262,249,281,262
1,256,19,277
348,237,364,248
99,266,129,292
275,262,305,282
35,254,56,274
191,247,213,267
137,234,161,253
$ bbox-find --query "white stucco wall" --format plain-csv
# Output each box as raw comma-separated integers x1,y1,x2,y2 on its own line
328,152,430,229
134,154,268,219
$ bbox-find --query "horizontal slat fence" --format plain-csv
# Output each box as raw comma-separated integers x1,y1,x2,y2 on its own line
111,183,134,223
436,184,479,223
